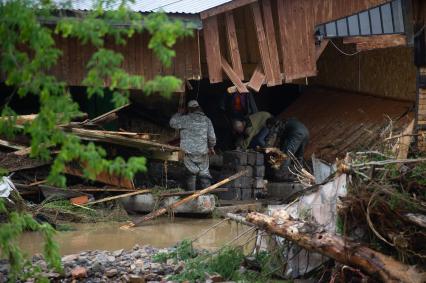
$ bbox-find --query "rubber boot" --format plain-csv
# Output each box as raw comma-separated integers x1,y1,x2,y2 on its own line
186,174,197,191
199,177,211,189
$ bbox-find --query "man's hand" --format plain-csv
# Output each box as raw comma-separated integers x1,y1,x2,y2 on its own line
209,148,216,155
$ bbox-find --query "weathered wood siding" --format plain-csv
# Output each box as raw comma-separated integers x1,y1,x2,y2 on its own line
312,42,416,101
50,32,201,88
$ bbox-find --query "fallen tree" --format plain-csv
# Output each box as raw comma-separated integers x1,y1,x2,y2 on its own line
246,212,426,283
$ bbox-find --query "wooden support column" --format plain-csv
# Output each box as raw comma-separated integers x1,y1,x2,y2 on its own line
203,16,223,83
221,56,249,93
277,0,317,81
251,2,275,86
225,12,244,81
262,0,281,85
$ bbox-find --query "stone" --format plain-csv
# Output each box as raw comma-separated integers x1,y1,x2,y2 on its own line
174,261,185,273
62,254,79,262
223,150,247,167
218,187,241,200
247,151,257,166
255,152,264,165
166,259,174,266
253,165,265,177
71,266,87,279
107,255,116,262
95,253,109,264
253,177,266,189
267,182,305,199
0,263,9,274
240,176,253,189
91,261,103,273
133,244,141,250
150,262,162,270
205,272,224,283
113,249,124,257
106,268,118,277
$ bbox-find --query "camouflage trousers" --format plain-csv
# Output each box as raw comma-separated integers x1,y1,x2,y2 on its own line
183,153,211,178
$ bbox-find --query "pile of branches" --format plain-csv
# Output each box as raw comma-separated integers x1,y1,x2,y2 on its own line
339,150,426,268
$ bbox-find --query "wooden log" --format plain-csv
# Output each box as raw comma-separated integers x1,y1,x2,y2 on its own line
124,170,248,227
84,189,151,206
225,11,244,81
221,56,249,93
261,0,281,85
0,139,26,150
251,2,275,86
392,119,414,167
246,212,426,283
84,103,130,125
203,16,223,83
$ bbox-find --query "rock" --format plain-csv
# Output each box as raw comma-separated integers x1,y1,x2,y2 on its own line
166,258,174,266
91,261,103,273
0,263,10,274
174,261,185,273
106,268,118,277
71,266,87,279
62,254,79,262
113,249,124,257
150,262,162,270
95,253,109,264
133,244,140,250
205,272,224,282
107,255,116,262
129,275,146,283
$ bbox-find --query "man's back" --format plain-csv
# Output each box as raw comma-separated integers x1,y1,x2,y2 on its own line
170,111,216,155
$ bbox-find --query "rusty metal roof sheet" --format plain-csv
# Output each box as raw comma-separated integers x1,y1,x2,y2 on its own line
56,0,233,14
279,88,413,162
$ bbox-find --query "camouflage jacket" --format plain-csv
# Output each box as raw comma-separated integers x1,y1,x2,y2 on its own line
169,111,216,155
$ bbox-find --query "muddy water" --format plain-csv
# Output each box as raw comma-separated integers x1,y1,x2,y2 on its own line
19,217,256,256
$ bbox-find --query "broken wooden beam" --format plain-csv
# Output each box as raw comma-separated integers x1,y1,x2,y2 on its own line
246,212,426,283
247,65,266,92
0,114,38,125
0,138,26,151
64,164,135,189
84,103,130,126
225,11,244,81
124,170,248,227
221,56,249,93
203,16,223,83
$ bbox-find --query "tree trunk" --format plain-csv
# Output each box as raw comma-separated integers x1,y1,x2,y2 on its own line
246,212,426,283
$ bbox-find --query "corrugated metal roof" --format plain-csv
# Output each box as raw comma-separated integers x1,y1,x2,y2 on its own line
55,0,233,14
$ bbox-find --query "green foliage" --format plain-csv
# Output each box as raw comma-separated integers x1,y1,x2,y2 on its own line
153,239,197,263
0,198,61,282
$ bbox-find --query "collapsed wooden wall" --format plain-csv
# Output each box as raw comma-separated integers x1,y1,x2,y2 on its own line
49,32,201,89
312,43,416,101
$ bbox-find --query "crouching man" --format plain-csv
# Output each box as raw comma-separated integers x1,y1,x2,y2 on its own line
170,100,216,191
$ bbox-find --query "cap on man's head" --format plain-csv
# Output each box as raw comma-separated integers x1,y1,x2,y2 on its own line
187,100,200,108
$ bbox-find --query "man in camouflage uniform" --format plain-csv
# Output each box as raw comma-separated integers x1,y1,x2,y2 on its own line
266,117,309,179
170,100,216,191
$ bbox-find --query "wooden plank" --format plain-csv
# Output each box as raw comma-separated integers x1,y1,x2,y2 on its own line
343,35,407,45
279,0,317,81
251,2,275,86
262,0,281,85
200,0,258,19
0,139,26,150
221,56,249,93
247,65,266,92
316,39,330,61
277,0,287,78
395,120,414,168
225,12,244,80
85,189,151,206
203,16,223,83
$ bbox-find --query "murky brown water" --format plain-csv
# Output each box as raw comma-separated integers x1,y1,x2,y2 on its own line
19,217,256,256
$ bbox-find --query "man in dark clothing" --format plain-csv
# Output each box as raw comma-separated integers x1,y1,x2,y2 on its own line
266,117,309,169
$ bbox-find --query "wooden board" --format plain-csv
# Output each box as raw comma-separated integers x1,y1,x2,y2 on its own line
225,12,244,80
221,56,249,93
251,2,275,86
262,0,282,85
203,16,223,83
247,65,266,92
200,0,258,19
279,0,317,81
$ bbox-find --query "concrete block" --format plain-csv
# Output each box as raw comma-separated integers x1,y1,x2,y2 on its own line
223,150,247,167
247,151,257,166
253,166,265,177
217,188,241,200
240,176,253,189
267,182,305,199
255,152,264,166
236,165,253,177
240,188,253,200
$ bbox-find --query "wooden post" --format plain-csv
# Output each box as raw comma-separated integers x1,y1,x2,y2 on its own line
246,212,426,283
124,170,248,227
225,11,244,81
262,0,281,85
251,2,274,86
203,16,223,83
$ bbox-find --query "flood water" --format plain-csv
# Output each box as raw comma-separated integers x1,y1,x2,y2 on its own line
19,217,256,256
